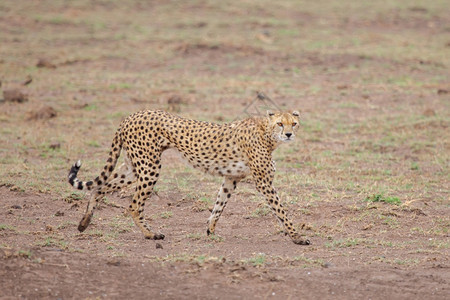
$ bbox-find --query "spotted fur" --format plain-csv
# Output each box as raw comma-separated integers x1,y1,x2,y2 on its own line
68,109,310,245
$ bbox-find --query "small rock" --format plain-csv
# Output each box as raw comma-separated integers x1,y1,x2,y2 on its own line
337,84,349,90
3,89,29,103
107,260,121,266
27,106,57,120
167,95,183,112
11,205,22,209
54,211,64,217
437,89,448,95
45,225,54,232
22,75,33,86
49,143,61,150
155,243,163,249
423,108,436,117
409,6,428,13
268,275,283,282
36,58,56,69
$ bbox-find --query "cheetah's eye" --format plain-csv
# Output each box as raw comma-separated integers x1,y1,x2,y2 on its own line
277,122,283,127
292,122,298,127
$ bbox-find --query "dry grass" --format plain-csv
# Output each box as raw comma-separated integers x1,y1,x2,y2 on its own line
0,0,449,276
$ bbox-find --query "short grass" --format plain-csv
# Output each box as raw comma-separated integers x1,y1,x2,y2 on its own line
0,0,448,272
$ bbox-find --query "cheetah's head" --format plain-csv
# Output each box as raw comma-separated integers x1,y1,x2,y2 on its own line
267,110,300,143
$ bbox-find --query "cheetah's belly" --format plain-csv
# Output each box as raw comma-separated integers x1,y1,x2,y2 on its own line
211,161,250,177
179,150,250,178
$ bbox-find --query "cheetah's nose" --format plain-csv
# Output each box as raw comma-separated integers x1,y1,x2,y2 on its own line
285,133,292,138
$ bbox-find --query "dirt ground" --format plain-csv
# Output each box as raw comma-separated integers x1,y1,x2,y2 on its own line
0,1,449,299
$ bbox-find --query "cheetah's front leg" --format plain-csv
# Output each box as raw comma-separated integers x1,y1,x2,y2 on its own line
258,182,310,245
249,160,310,245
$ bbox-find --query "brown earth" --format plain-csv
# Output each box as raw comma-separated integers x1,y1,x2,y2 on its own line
0,1,449,299
1,185,448,300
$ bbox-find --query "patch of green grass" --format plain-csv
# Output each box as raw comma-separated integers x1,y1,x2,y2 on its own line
326,238,362,248
365,194,401,205
428,240,449,249
208,234,224,242
18,249,32,259
148,253,223,265
83,104,98,111
245,253,267,267
187,233,203,240
381,215,400,228
57,221,76,230
251,206,270,218
87,140,101,148
394,259,420,266
107,111,130,120
160,211,173,219
109,83,132,90
195,255,207,264
0,224,16,231
410,162,420,170
291,255,325,267
86,229,104,237
107,216,134,233
36,236,69,249
64,192,84,203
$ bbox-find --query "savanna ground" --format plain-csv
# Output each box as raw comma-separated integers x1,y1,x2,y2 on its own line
0,0,449,299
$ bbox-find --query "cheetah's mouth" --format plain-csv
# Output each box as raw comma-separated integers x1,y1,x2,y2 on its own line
281,137,294,142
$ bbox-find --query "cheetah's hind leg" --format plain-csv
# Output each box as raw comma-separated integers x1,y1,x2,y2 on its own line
128,156,165,240
101,154,136,196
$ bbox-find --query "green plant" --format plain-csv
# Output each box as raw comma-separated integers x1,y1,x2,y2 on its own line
160,211,173,219
251,206,270,218
0,224,16,231
246,253,267,267
187,233,202,240
18,250,32,259
208,234,224,242
326,238,362,248
365,194,401,205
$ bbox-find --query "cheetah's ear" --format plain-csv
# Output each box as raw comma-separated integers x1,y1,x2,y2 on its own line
267,110,275,117
292,110,300,117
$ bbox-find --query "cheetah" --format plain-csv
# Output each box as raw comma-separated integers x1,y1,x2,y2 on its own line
68,110,310,245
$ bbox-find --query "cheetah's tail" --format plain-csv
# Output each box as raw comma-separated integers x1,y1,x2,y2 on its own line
68,160,95,190
68,130,123,191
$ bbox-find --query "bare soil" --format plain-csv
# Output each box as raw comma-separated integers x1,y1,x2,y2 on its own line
0,1,449,299
1,186,448,300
